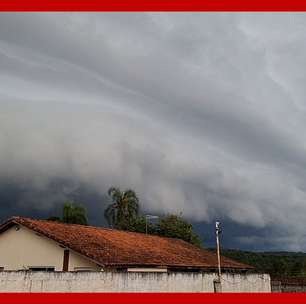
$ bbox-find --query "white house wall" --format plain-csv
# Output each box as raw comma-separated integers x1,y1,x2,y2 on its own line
0,225,100,271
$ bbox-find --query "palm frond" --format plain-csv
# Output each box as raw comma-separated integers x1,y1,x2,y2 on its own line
104,203,117,227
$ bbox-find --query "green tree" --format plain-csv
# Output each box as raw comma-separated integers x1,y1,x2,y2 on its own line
127,215,158,234
62,202,88,225
104,187,139,230
103,187,201,247
269,259,289,277
157,214,202,247
291,261,303,277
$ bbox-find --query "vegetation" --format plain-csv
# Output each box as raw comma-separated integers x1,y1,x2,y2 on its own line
47,201,88,225
47,216,61,222
46,187,306,275
125,214,201,247
104,187,139,230
157,214,201,247
62,202,88,225
104,187,201,247
215,249,306,277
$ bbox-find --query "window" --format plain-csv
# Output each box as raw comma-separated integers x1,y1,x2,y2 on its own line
28,267,55,272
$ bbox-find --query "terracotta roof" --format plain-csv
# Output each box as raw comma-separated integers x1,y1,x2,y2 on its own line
0,216,253,270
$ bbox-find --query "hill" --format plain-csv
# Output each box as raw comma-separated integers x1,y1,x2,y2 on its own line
209,248,306,277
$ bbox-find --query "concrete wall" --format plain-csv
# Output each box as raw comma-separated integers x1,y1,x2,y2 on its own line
0,225,100,271
271,280,306,292
0,271,271,292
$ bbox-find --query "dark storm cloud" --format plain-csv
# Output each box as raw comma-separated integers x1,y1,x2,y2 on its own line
1,13,306,250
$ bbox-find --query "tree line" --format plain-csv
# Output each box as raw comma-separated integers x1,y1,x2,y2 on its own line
218,249,306,278
47,187,202,247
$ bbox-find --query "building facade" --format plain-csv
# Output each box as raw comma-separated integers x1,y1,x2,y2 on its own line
0,224,99,272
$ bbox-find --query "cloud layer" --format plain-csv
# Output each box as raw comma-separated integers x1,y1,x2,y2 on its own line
1,13,306,250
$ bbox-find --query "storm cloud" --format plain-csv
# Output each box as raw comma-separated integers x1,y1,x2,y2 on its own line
1,13,306,250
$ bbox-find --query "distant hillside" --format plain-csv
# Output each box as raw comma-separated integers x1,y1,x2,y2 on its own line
209,248,306,277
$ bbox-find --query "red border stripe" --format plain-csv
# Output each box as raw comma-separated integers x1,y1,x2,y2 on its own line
0,1,305,303
1,0,306,11
1,293,306,304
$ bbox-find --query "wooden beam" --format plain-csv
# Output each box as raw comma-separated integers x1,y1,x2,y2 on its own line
62,249,69,271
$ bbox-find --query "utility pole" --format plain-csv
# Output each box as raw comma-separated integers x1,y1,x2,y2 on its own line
215,221,222,289
145,215,159,234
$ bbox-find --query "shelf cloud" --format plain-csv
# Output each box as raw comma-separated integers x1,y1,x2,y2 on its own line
1,13,306,250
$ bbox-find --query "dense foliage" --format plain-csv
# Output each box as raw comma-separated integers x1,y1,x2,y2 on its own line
127,214,202,247
62,202,88,225
47,201,88,225
157,215,201,247
216,249,306,277
104,187,201,247
104,187,139,230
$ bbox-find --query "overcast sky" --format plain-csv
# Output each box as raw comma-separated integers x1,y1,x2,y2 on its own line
1,13,306,251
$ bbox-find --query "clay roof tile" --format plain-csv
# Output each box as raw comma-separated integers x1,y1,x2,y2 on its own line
0,216,253,270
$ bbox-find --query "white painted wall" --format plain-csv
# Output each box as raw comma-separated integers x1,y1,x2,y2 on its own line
0,225,100,271
0,271,271,292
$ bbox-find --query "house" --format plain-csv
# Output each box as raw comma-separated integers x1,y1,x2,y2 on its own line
0,216,252,273
0,217,272,292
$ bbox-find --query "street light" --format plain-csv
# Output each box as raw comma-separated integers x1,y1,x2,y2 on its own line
215,221,222,281
145,215,159,234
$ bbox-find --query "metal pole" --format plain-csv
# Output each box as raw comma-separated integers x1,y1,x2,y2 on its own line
216,221,222,280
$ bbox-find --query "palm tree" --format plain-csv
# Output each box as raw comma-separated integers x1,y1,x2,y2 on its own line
62,201,88,225
104,187,139,230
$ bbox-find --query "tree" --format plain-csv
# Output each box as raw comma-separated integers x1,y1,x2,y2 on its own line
104,187,139,230
103,187,201,247
269,259,289,277
157,214,202,247
291,261,303,277
62,202,88,225
127,215,158,234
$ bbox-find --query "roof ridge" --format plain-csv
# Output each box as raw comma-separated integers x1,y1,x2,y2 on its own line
10,216,196,243
5,216,199,247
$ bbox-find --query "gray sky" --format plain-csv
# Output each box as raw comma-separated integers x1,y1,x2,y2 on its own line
1,13,306,251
